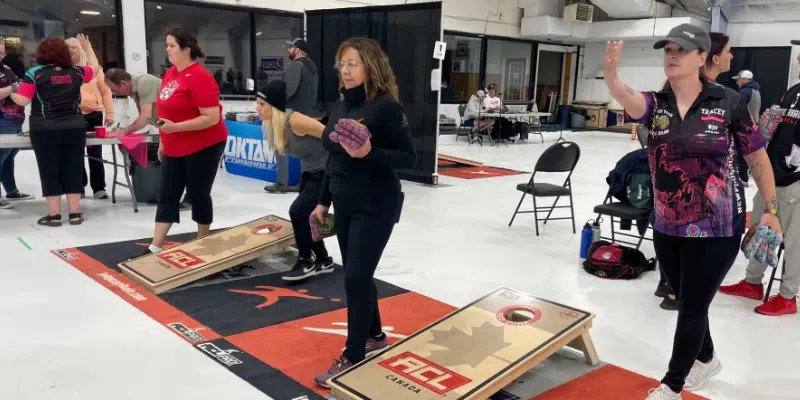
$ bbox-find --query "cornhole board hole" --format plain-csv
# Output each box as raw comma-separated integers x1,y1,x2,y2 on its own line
328,287,597,400
439,154,483,167
119,215,295,294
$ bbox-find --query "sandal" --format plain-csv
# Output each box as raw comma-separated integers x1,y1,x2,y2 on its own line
68,213,84,225
37,214,62,227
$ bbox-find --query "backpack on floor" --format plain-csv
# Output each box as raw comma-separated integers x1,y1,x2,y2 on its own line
582,240,655,280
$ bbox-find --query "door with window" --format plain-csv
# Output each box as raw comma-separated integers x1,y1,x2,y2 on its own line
504,58,526,101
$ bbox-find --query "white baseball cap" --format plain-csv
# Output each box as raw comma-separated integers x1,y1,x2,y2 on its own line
733,70,754,80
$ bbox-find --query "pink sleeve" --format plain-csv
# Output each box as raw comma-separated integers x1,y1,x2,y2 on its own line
79,66,95,83
17,82,35,100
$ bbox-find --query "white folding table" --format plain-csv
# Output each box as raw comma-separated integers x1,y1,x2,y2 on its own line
0,134,160,212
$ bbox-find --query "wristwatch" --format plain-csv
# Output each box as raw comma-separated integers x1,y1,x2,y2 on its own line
10,82,19,93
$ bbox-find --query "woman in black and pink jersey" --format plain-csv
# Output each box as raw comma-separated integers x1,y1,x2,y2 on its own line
9,34,100,226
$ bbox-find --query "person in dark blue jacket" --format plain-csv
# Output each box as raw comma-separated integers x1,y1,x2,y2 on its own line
311,37,416,389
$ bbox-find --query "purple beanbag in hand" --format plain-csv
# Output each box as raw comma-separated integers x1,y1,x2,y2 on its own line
310,213,336,242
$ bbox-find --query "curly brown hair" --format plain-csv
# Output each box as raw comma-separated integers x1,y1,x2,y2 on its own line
35,38,73,69
335,37,398,101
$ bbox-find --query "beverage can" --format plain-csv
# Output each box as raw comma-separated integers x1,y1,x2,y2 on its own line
763,105,782,139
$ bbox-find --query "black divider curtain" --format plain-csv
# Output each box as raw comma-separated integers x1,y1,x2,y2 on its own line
717,47,791,115
306,2,442,184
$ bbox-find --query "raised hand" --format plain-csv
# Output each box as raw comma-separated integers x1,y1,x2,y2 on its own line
604,41,624,82
76,33,92,50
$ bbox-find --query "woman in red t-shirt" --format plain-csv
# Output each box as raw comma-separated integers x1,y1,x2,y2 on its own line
141,28,228,256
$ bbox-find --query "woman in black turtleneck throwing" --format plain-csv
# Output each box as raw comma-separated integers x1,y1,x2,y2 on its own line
312,37,416,388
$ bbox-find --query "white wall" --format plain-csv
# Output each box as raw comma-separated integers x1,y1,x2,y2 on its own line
575,40,665,110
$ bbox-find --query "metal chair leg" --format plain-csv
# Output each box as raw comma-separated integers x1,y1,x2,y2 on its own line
568,190,576,234
764,246,785,303
542,195,561,225
508,192,527,227
533,195,540,236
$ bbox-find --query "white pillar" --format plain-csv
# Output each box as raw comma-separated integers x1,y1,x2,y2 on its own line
121,0,148,74
711,6,728,33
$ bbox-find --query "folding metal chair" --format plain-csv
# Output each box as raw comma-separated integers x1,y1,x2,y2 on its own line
508,141,581,236
764,244,787,303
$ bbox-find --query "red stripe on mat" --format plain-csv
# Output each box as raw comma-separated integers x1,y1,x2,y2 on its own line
52,248,223,343
439,166,527,179
532,364,709,399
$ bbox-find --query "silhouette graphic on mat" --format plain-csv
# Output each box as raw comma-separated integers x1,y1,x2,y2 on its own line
229,286,334,309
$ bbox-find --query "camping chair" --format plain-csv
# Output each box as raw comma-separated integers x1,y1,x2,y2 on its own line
508,141,581,236
764,244,787,303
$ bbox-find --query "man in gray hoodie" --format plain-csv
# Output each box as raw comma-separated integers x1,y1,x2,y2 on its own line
264,38,319,193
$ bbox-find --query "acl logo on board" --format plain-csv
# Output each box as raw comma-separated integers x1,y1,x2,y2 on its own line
378,351,471,394
196,343,242,367
157,250,204,270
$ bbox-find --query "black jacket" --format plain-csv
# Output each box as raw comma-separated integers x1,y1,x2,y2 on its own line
319,85,416,208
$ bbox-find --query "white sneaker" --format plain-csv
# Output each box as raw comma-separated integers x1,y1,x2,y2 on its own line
684,354,722,391
646,384,682,400
0,198,13,209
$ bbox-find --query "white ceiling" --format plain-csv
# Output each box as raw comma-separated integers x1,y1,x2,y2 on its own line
716,0,800,22
0,0,117,28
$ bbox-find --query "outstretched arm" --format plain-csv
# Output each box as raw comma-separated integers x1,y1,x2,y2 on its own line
603,41,648,120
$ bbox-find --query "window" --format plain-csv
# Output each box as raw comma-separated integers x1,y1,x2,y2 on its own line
0,0,123,73
441,34,482,103
144,1,252,95
254,13,304,92
485,39,533,102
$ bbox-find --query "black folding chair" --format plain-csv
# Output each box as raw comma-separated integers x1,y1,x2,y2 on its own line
455,104,469,142
764,244,787,303
508,141,581,236
592,189,653,250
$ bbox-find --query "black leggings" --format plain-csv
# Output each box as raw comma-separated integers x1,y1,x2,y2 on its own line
156,141,225,225
82,111,106,193
30,128,86,197
653,231,741,393
289,171,329,260
336,191,401,363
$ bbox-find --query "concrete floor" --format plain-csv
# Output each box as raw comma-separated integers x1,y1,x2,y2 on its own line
1,130,797,400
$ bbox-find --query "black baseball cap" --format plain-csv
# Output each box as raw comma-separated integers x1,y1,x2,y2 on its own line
286,38,309,54
256,80,287,112
653,23,711,52
791,40,800,45
487,83,497,90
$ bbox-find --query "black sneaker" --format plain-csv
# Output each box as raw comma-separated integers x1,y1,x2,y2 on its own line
655,280,668,298
660,293,678,311
5,191,32,201
316,256,335,275
282,258,318,282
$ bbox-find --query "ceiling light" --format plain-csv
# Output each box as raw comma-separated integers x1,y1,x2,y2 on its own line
80,10,101,15
156,4,162,9
256,31,262,36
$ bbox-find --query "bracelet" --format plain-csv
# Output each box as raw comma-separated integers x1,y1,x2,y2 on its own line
764,207,778,216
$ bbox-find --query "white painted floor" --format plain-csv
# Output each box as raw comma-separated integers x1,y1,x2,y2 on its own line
1,130,798,400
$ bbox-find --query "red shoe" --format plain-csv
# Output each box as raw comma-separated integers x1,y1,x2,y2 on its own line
755,295,798,316
719,280,764,300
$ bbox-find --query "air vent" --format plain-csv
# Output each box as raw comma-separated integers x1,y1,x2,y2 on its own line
564,3,593,23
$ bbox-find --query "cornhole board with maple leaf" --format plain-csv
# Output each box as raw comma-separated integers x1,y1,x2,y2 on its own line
119,215,295,294
328,287,598,399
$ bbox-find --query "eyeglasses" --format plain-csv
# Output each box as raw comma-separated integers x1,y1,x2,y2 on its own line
336,60,361,71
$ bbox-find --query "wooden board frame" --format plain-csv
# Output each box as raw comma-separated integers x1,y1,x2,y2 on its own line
329,287,598,400
439,154,483,167
119,215,296,294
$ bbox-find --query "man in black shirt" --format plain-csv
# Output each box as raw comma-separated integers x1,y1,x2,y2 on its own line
719,42,800,317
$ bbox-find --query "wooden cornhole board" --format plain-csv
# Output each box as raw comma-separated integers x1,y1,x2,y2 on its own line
119,215,295,294
329,287,597,400
439,154,483,167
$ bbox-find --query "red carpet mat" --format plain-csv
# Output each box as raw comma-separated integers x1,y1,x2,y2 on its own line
51,231,706,400
439,166,528,179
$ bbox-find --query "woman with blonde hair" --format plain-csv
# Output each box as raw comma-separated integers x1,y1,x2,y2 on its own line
255,79,334,282
312,37,416,388
66,37,114,199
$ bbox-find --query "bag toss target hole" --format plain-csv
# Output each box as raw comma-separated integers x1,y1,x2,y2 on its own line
504,308,535,322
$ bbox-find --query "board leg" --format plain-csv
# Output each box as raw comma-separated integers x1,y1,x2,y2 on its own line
568,330,600,366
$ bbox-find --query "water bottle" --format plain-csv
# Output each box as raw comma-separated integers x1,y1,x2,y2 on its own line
580,220,594,260
591,218,602,243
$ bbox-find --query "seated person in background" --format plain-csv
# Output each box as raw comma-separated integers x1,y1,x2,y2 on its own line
463,89,494,133
482,83,504,112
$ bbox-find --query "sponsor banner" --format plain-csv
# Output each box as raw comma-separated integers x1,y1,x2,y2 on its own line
223,121,301,185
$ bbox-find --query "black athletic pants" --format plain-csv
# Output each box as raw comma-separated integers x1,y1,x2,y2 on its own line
653,231,741,393
81,111,106,193
30,128,86,197
289,171,329,260
155,141,225,225
337,190,402,363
